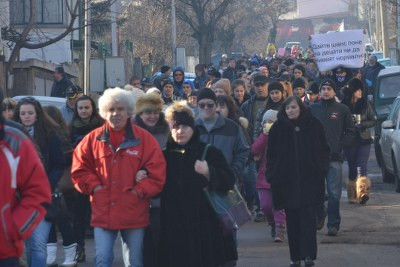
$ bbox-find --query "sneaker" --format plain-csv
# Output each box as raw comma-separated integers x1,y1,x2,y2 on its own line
290,260,301,267
316,214,326,230
304,257,315,266
327,226,338,236
274,224,285,242
76,245,86,262
254,211,266,222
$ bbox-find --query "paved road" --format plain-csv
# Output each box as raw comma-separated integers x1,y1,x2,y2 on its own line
52,148,400,266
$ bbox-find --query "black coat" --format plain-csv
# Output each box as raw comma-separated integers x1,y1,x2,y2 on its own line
50,77,73,98
159,131,237,267
266,109,330,210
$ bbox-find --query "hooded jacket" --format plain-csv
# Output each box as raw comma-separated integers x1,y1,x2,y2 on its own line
0,116,51,259
172,68,185,96
311,98,356,162
71,119,166,229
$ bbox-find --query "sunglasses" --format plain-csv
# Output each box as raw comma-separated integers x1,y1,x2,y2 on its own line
198,103,215,109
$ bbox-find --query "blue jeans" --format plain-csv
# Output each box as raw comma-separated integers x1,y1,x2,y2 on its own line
326,161,343,229
25,219,52,267
345,141,371,181
94,227,145,267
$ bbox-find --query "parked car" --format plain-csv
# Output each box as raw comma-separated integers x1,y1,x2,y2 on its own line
379,95,400,192
373,66,400,181
12,95,66,110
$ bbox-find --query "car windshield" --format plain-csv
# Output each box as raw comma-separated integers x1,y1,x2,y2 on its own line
379,75,400,99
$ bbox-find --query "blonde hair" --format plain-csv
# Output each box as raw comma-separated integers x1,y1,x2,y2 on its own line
98,87,135,118
164,100,194,122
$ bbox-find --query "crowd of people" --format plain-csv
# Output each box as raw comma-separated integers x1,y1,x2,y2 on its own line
0,51,381,267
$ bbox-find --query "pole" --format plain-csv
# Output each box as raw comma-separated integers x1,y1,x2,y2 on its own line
111,1,118,57
397,0,400,64
380,0,388,57
84,0,91,95
171,0,177,67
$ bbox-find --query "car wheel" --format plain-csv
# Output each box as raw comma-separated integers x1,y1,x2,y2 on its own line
392,155,400,193
381,157,394,183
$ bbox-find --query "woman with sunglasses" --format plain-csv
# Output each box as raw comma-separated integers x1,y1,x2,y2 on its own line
69,95,104,262
172,67,185,96
13,97,67,267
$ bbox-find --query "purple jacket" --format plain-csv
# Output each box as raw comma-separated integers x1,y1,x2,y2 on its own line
251,133,270,189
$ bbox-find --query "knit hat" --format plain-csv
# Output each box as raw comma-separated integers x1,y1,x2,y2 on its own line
253,74,268,86
307,82,320,95
211,78,231,95
319,78,337,92
183,80,194,90
162,79,174,89
268,81,284,94
261,109,278,125
342,78,364,98
292,77,306,89
135,93,163,114
197,89,217,103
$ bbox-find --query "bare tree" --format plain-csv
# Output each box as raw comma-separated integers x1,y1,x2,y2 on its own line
263,0,290,44
171,0,234,64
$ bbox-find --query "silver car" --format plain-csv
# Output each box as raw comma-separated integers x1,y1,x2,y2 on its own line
12,96,66,110
379,95,400,192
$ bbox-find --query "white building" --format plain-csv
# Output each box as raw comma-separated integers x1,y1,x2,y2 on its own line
295,0,352,19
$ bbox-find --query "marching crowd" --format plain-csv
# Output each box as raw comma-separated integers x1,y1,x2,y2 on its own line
1,52,381,267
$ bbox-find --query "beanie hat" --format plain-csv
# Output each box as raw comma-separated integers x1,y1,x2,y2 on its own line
319,78,337,92
162,79,174,89
253,74,268,86
197,89,217,103
262,109,278,125
183,80,194,90
292,77,306,89
211,78,231,95
348,78,364,92
307,82,320,95
268,81,284,94
136,93,163,114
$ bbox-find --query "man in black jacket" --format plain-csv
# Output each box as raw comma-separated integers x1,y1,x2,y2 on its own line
50,66,73,98
222,58,237,82
310,79,356,236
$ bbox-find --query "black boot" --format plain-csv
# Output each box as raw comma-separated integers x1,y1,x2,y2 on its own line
75,245,86,263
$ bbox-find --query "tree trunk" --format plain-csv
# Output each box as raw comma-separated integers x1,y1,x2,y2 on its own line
198,32,213,64
269,27,277,44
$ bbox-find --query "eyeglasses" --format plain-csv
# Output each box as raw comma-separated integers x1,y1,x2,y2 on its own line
198,103,215,109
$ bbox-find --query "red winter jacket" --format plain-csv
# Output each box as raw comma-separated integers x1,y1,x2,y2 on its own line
251,133,270,190
72,119,166,229
0,122,51,259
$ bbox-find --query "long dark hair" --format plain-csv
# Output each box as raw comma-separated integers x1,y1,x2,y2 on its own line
72,95,102,122
14,97,60,151
216,95,241,125
277,96,309,120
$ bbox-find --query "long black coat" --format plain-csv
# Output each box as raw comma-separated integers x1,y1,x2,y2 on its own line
265,109,330,210
159,131,238,267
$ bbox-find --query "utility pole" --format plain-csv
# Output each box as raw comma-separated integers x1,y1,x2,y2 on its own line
375,0,381,51
84,0,91,95
397,0,400,63
111,0,118,57
171,0,177,67
380,0,388,57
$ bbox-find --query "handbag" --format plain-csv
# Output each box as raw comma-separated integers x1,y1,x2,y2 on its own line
45,191,70,221
57,166,74,194
201,144,252,236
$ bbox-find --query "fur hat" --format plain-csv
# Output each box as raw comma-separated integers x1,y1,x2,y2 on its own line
262,109,278,126
197,89,217,103
268,81,284,94
135,93,163,114
211,78,231,95
165,101,195,129
292,77,306,89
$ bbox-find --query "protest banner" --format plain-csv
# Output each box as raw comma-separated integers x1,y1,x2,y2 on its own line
277,48,285,57
310,30,367,71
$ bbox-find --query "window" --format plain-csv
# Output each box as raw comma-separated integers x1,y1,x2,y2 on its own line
379,75,400,100
10,0,64,25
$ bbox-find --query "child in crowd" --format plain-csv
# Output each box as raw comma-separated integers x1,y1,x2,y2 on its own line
252,109,286,242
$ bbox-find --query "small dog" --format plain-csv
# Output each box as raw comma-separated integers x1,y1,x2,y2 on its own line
356,176,371,204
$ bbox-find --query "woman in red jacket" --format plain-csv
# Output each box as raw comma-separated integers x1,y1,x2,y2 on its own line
71,88,166,267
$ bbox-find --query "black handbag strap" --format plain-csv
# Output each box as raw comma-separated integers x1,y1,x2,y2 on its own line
201,144,211,161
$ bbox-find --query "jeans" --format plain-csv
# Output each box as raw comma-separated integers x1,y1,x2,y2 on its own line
345,141,371,181
25,219,52,267
94,227,145,267
326,161,343,229
241,161,258,209
258,189,286,226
